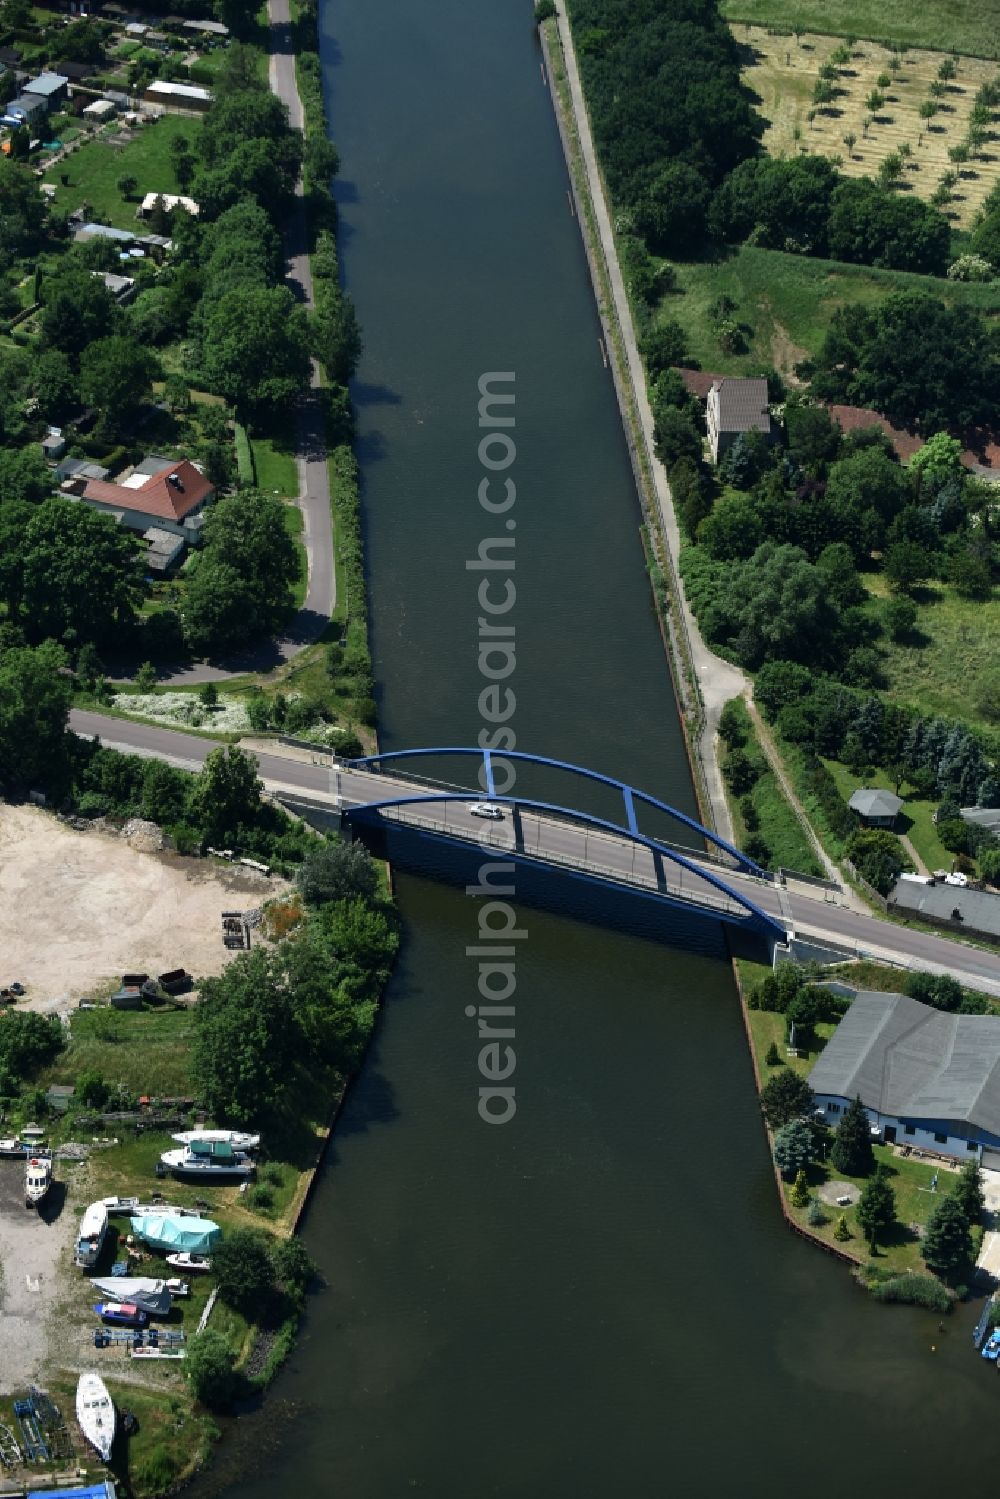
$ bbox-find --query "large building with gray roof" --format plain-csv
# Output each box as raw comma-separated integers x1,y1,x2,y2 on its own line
809,990,1000,1166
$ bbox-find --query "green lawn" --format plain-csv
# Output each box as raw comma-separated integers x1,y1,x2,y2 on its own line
719,698,822,874
42,115,193,231
282,501,307,609
721,0,1000,58
661,246,1000,379
252,436,299,499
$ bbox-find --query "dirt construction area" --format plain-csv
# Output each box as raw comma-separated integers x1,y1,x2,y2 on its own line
0,804,276,1009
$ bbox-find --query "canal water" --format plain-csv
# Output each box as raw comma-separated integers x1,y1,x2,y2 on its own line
192,3,1000,1495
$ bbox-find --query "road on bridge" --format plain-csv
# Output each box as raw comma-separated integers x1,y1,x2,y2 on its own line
69,710,1000,997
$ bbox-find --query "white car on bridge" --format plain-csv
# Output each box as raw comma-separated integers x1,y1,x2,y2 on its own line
470,802,504,820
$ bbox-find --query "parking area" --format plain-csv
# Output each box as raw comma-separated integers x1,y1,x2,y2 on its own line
0,1160,72,1395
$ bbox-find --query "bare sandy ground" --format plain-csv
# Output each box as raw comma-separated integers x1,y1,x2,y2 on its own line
0,1159,73,1395
0,804,277,1009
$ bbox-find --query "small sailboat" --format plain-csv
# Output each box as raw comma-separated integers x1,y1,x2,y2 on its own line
76,1371,115,1462
24,1154,52,1209
171,1128,261,1152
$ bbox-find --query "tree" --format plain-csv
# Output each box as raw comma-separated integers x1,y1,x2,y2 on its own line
765,1040,782,1066
183,557,261,656
193,948,298,1121
843,130,857,158
857,1164,896,1250
884,595,917,642
298,839,379,906
210,1228,276,1316
830,1094,874,1176
885,540,930,594
0,158,46,260
845,828,905,895
201,285,310,424
632,160,712,253
271,1235,316,1307
19,501,143,647
187,1329,238,1409
117,173,138,201
951,1158,985,1225
911,432,963,483
773,1118,813,1178
39,268,117,364
0,642,73,793
134,661,157,692
79,336,157,433
826,180,950,276
790,1169,811,1208
834,1213,852,1241
197,488,301,637
654,406,703,469
922,1192,973,1280
169,133,196,191
311,289,362,385
761,1068,814,1127
189,745,263,844
641,319,688,377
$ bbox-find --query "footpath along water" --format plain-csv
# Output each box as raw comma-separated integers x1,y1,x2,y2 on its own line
189,4,1000,1496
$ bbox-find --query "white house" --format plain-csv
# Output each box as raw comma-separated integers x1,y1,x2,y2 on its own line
809,989,1000,1167
82,455,214,544
706,376,771,464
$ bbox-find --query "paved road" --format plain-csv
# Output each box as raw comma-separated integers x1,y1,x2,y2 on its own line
155,0,334,684
69,711,1000,996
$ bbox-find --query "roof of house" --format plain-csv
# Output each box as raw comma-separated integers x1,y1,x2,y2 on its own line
25,71,69,97
74,221,135,243
849,787,903,819
182,16,229,32
83,97,116,115
83,458,213,523
888,878,1000,937
54,60,95,79
139,191,199,215
7,92,48,115
711,377,770,435
961,806,1000,836
809,990,1000,1135
144,79,212,101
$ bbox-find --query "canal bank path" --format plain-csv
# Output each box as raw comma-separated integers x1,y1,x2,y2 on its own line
154,0,335,686
550,1,745,837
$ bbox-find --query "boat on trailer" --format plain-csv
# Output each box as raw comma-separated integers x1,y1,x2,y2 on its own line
171,1128,261,1152
76,1371,115,1461
75,1201,110,1269
24,1154,52,1208
160,1139,255,1180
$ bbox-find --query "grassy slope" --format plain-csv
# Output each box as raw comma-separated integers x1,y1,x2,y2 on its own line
718,699,822,873
662,246,1000,379
720,0,1000,58
42,115,192,231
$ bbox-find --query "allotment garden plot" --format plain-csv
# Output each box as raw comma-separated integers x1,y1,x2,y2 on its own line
740,26,1000,227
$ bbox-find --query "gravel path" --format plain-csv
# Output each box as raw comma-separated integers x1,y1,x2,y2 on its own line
0,1161,73,1394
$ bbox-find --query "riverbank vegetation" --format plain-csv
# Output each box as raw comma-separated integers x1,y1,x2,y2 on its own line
717,697,821,872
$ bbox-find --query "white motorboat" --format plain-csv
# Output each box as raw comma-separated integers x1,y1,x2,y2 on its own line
0,1136,24,1158
160,1141,255,1181
24,1154,52,1208
76,1371,115,1462
90,1277,172,1317
165,1278,191,1297
164,1252,212,1273
171,1128,261,1152
74,1201,110,1269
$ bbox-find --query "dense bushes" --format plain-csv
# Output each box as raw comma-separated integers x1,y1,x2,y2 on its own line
866,1272,952,1311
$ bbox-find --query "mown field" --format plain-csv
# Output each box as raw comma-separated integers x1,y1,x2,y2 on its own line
662,245,1000,379
740,28,1000,227
42,115,192,232
721,0,1000,59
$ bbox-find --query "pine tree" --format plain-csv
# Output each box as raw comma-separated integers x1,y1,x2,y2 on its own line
923,1194,973,1281
951,1159,985,1225
773,1118,813,1178
765,1040,782,1067
857,1165,896,1251
790,1169,810,1208
834,1214,852,1241
830,1095,874,1177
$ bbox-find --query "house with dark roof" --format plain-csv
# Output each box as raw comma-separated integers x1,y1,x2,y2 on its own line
887,876,1000,944
705,377,771,463
81,456,214,543
809,989,1000,1166
849,787,903,829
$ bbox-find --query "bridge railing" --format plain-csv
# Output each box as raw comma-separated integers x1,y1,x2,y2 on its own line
376,805,755,921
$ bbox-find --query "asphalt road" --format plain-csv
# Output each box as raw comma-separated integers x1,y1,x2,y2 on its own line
154,0,334,684
68,711,1000,995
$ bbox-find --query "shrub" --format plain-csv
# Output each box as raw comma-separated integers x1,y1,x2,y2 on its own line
534,0,556,17
807,1198,827,1227
834,1214,852,1241
868,1273,951,1310
248,1185,274,1211
765,1040,782,1066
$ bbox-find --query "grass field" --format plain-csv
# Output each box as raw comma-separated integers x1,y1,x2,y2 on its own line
721,0,1000,59
662,245,1000,378
740,28,1000,227
42,115,192,231
719,698,822,873
251,436,298,499
282,500,307,609
873,580,1000,736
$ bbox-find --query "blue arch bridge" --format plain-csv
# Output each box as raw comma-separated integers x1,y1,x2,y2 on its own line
303,746,789,943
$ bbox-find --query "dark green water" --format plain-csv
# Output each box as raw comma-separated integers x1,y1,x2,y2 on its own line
190,4,999,1495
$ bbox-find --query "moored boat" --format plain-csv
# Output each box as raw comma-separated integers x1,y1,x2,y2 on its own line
76,1371,115,1461
160,1140,255,1181
75,1201,110,1269
24,1154,52,1208
171,1128,261,1152
982,1327,1000,1360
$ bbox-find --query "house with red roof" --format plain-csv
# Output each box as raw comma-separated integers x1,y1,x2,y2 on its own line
81,455,214,544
